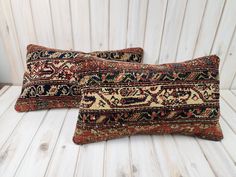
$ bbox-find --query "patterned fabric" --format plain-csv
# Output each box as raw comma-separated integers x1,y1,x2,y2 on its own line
15,44,143,112
73,55,223,144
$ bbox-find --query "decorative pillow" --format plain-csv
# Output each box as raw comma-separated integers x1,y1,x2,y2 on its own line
15,44,143,112
73,55,223,144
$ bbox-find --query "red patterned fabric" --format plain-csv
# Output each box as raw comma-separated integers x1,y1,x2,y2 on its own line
73,55,223,144
15,44,143,112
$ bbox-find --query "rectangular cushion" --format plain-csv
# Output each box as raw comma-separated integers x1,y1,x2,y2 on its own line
73,55,223,144
15,44,143,112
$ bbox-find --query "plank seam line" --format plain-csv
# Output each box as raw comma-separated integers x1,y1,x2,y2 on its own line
221,93,236,112
155,0,168,64
171,135,191,177
151,135,165,176
220,113,236,136
48,0,56,47
102,141,107,177
229,71,236,89
43,109,70,177
208,0,226,55
72,143,81,177
0,86,10,97
29,0,38,43
219,24,236,74
125,0,130,48
128,137,133,177
69,0,75,50
108,0,110,50
88,0,92,51
12,110,49,177
142,0,149,49
9,0,25,70
0,14,18,83
0,101,26,151
230,90,236,97
174,0,188,62
0,94,20,119
192,0,208,58
173,135,217,177
195,138,219,177
219,118,236,164
209,0,227,54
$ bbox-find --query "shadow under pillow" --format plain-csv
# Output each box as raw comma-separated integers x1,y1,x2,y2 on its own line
73,55,223,144
15,44,143,112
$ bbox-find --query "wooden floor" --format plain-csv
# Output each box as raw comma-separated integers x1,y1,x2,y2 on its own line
0,86,236,177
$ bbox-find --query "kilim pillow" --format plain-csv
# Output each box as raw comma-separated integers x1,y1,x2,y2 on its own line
73,55,223,144
15,44,143,112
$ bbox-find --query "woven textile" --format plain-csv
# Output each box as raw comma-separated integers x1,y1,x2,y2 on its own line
15,44,143,112
73,55,223,144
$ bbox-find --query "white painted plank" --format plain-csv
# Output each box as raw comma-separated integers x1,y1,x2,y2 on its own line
10,0,37,67
176,0,207,61
221,90,236,112
0,0,25,84
109,0,129,49
74,142,105,177
220,118,236,163
30,0,55,46
152,135,191,177
0,85,10,96
50,0,73,49
220,96,236,133
104,137,131,177
71,0,91,51
220,28,236,89
0,86,21,117
232,90,236,97
14,109,68,177
0,101,25,149
44,109,79,177
193,0,225,57
231,77,236,89
211,0,236,71
197,139,236,177
159,0,187,64
0,110,47,177
130,136,163,177
143,0,167,64
90,0,109,50
126,0,149,48
173,136,215,177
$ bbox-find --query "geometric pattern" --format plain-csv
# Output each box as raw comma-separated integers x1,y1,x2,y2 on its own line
73,55,223,144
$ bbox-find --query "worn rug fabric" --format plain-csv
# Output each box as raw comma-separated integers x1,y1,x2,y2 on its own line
73,55,223,144
15,44,143,112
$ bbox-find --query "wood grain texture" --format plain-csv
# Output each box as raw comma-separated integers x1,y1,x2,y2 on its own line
158,0,187,64
176,0,207,62
143,0,167,64
0,0,24,84
30,0,55,47
90,0,109,50
126,0,149,48
0,86,236,176
14,109,68,177
211,0,236,72
71,0,91,51
109,0,129,49
0,0,236,87
50,0,73,49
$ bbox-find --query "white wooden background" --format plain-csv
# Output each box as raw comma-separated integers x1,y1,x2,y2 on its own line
0,0,236,89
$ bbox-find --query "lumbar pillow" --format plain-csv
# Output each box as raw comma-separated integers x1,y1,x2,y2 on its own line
15,44,143,112
73,55,223,144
